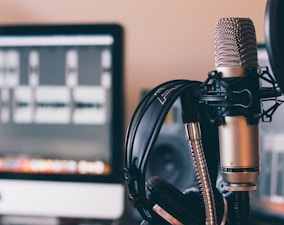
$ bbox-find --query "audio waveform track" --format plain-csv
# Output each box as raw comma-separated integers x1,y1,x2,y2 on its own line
0,47,111,125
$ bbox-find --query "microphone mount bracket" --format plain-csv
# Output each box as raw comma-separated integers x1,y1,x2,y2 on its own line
199,67,283,124
258,66,283,122
199,69,261,126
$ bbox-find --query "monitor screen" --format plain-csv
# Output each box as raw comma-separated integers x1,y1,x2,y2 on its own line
0,24,124,220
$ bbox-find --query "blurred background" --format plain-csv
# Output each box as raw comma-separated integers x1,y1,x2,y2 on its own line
0,0,266,123
0,0,281,225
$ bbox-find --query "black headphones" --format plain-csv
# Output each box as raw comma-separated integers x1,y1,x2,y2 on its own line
123,79,224,225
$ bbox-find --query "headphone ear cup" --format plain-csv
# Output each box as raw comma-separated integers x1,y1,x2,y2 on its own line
146,176,204,225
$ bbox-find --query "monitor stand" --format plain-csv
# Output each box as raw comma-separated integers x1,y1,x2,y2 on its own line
0,215,59,225
0,216,123,225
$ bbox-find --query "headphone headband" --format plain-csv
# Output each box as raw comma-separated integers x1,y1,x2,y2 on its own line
123,79,201,222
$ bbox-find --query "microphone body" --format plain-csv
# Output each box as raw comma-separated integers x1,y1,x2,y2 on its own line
217,67,260,191
214,18,261,191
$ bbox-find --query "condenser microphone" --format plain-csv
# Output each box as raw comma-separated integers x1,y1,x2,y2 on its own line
214,18,261,191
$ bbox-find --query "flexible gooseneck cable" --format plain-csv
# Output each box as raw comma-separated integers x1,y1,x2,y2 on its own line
185,122,217,225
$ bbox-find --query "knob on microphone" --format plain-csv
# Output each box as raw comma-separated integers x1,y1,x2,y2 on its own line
214,18,260,191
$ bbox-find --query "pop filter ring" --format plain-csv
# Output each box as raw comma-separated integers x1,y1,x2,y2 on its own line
265,0,284,93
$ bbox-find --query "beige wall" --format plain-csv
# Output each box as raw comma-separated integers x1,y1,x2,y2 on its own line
0,0,267,124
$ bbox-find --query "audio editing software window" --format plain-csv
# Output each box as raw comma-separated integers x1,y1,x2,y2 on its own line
0,35,113,175
260,134,284,199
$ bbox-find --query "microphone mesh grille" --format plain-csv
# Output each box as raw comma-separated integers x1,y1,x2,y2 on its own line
215,18,258,67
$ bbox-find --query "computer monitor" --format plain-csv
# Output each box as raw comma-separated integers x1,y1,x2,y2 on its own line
0,24,124,220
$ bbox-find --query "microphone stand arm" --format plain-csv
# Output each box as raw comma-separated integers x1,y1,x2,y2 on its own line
227,191,251,225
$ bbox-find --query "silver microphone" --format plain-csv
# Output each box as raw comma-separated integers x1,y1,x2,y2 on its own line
215,18,260,191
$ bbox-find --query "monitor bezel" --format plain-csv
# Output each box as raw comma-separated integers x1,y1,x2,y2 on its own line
0,23,124,184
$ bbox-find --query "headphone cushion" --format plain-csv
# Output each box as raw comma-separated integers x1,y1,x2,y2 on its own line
147,176,204,224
